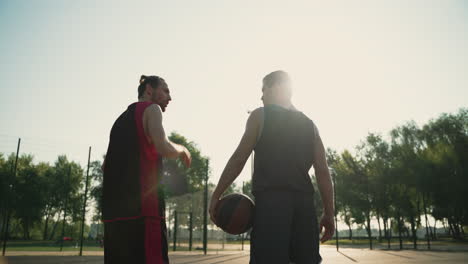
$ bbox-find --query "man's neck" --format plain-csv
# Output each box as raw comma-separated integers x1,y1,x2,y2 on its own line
271,100,296,111
138,97,151,103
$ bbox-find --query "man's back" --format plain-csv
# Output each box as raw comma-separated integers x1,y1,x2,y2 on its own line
103,103,141,220
253,104,316,195
209,71,334,264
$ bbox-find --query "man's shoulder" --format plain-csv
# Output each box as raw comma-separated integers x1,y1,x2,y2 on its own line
251,107,264,115
142,103,162,121
249,107,264,121
131,102,160,113
133,101,158,110
295,110,313,123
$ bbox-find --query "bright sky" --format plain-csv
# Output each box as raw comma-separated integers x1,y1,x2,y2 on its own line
1,0,467,191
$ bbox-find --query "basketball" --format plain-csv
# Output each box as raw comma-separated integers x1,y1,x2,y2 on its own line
214,193,255,235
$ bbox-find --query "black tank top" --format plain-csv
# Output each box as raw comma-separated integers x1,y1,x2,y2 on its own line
252,104,317,195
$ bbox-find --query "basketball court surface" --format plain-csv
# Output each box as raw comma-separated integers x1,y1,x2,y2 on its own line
3,246,468,263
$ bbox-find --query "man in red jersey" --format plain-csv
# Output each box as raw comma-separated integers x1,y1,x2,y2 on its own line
102,75,191,264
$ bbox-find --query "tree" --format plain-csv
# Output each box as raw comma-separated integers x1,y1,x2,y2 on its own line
42,155,84,240
241,180,253,200
327,149,359,240
0,153,10,239
421,108,468,239
358,134,392,242
89,159,104,222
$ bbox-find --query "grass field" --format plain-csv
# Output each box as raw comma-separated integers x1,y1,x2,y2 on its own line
322,237,468,246
4,240,246,252
4,241,103,252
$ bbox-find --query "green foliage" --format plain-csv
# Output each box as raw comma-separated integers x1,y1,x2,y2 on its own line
0,154,87,240
164,132,210,196
89,159,104,221
329,108,467,241
241,180,253,200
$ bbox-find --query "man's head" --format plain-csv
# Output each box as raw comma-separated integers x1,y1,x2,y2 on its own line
138,75,171,112
261,70,292,106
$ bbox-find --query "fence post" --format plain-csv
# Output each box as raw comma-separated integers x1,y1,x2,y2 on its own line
173,211,178,251
79,146,92,256
2,138,21,256
189,212,193,251
203,160,209,255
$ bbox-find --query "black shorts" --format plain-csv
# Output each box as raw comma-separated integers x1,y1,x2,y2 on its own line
250,191,321,264
104,199,168,264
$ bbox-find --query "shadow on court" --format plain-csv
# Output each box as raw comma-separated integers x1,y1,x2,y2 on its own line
3,246,468,263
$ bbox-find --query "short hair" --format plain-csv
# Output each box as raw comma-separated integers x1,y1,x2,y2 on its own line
263,70,291,90
138,75,165,98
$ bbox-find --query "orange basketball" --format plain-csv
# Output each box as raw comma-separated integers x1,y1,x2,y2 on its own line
214,193,255,235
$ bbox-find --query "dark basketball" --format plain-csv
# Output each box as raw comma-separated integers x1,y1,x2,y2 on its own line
214,193,255,235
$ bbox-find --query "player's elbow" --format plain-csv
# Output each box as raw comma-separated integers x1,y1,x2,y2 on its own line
156,140,179,159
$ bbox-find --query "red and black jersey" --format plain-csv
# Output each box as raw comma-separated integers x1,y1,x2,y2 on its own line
103,102,168,264
102,102,163,221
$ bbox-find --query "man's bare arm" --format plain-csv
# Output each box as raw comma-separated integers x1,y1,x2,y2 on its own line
312,128,335,242
145,105,191,166
314,135,334,215
209,109,261,222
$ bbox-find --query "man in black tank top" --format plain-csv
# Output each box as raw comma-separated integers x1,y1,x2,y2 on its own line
210,71,335,264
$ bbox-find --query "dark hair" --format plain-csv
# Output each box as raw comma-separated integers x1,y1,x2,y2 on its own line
138,75,165,98
263,70,291,89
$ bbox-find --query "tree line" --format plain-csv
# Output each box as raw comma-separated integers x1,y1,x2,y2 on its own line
0,154,102,241
0,132,210,241
1,109,466,244
323,108,467,247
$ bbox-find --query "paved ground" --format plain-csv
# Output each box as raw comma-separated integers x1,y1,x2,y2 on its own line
3,246,468,263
